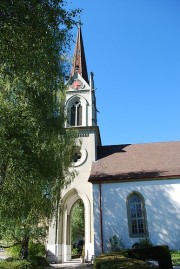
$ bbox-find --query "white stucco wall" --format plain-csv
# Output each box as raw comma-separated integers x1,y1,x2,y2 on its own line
93,178,180,256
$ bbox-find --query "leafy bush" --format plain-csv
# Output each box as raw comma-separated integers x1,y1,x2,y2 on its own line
28,242,46,258
71,247,79,256
7,245,21,258
4,242,47,269
109,234,125,252
7,242,46,259
139,237,153,248
4,257,19,262
132,237,153,249
29,256,49,269
0,256,49,269
171,250,180,265
0,260,32,269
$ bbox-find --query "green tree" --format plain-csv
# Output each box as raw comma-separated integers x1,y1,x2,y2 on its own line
0,0,80,259
71,200,85,244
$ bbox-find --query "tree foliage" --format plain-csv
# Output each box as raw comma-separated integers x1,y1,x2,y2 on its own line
71,200,85,243
0,0,80,259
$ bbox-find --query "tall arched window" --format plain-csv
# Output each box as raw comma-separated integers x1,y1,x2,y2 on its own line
127,192,148,237
70,101,82,126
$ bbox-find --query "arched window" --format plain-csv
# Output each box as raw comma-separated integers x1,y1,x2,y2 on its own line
127,192,148,237
70,101,82,126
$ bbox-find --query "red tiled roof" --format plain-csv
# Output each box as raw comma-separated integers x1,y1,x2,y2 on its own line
89,141,180,183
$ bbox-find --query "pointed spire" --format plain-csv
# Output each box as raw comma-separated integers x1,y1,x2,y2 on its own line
70,25,89,83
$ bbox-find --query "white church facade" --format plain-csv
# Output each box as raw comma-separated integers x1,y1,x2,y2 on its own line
47,27,180,262
90,143,180,256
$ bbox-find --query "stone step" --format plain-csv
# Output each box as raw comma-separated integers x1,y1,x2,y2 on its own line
45,262,93,269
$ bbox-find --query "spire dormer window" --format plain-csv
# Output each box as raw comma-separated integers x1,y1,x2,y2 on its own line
71,101,82,126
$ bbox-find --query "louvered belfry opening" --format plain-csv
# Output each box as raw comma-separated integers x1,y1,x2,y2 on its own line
70,101,82,126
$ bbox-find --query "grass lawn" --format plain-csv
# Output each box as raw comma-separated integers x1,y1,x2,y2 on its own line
171,251,180,266
94,252,152,269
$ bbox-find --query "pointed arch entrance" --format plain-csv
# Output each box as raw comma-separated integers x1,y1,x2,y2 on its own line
57,188,92,262
71,199,84,253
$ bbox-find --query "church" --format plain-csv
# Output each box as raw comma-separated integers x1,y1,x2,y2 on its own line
47,26,180,263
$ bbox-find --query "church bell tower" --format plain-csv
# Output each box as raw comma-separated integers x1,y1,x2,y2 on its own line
47,26,101,263
66,25,99,129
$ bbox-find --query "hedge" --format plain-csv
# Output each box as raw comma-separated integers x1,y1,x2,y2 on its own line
127,245,173,269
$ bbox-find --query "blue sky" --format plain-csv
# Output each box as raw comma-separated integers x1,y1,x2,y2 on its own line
68,0,180,146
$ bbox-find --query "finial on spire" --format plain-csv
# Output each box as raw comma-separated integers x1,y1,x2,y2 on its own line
70,25,88,83
78,16,81,27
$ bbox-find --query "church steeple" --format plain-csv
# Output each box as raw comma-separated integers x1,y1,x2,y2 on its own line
66,25,99,129
70,26,89,83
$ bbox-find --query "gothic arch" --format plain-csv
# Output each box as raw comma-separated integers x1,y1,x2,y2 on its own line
59,188,91,262
66,95,89,127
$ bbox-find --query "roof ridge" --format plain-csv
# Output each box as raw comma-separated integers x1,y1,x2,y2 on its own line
98,141,180,147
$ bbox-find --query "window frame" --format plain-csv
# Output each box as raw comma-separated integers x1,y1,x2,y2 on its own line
126,191,148,238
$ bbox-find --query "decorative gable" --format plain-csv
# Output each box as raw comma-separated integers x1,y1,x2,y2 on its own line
66,73,90,92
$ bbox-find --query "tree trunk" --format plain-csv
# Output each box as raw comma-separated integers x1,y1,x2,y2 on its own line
20,236,29,260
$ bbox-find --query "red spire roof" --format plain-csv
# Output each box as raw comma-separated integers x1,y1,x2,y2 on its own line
70,26,88,83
